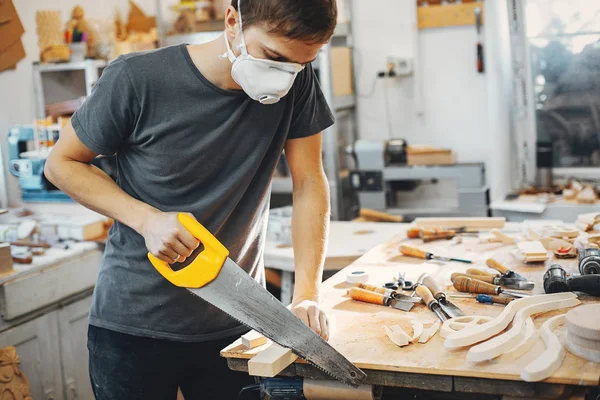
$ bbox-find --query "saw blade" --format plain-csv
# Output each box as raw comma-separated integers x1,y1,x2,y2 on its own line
187,258,366,387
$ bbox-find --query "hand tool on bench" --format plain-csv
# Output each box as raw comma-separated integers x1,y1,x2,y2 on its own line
148,213,365,387
422,275,464,318
451,271,534,291
384,272,414,291
415,284,449,322
407,226,478,242
355,282,421,302
453,276,531,298
348,287,419,311
471,258,535,289
400,244,473,264
449,293,514,305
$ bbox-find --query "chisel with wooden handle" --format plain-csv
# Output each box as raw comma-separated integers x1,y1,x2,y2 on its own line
485,259,533,287
451,272,534,290
400,244,472,264
355,283,421,302
453,276,530,298
422,275,464,318
348,287,416,312
415,284,449,322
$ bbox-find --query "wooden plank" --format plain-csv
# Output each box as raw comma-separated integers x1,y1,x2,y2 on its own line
417,1,484,29
241,330,268,350
414,217,505,229
247,343,298,377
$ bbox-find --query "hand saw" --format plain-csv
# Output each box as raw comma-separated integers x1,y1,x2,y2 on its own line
148,213,366,387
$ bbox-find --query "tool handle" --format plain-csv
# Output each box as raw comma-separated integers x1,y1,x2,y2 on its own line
477,43,484,73
451,272,495,284
147,213,229,288
422,229,456,243
10,240,51,249
400,244,428,259
477,294,513,305
453,276,499,295
569,275,600,297
486,258,510,275
359,208,403,223
348,287,387,306
356,282,388,295
415,285,436,307
422,275,444,297
466,268,496,277
12,255,32,264
407,227,421,239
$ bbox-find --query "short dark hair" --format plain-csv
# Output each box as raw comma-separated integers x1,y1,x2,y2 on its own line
232,0,337,44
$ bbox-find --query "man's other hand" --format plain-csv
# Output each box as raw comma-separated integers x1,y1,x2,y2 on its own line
290,299,329,341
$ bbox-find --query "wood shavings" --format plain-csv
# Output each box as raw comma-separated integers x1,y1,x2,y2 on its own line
384,325,410,347
410,320,424,343
418,320,441,344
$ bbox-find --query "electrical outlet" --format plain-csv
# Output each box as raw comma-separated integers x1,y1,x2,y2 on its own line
387,56,414,76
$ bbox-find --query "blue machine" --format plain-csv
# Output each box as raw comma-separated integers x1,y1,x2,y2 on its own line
7,126,73,202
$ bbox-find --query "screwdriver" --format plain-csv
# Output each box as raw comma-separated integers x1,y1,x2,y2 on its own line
476,294,514,305
453,276,530,298
400,244,472,264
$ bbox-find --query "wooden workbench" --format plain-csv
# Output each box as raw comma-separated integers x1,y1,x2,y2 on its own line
222,224,600,398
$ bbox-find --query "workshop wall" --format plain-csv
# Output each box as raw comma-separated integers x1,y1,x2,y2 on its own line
0,0,156,206
351,0,513,201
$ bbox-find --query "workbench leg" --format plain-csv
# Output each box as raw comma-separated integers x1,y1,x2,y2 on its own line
281,271,293,306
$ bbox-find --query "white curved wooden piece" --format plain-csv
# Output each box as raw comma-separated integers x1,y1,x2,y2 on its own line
440,316,494,339
445,293,577,349
468,297,580,362
410,320,424,343
502,318,538,361
521,314,566,382
384,325,410,347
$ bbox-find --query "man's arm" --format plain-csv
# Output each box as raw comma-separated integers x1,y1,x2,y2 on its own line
45,122,199,263
284,132,330,340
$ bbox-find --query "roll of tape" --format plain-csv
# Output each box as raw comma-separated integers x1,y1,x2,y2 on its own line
303,379,379,400
346,271,369,284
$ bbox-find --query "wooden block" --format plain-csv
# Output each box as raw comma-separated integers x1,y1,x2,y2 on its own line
566,304,600,341
517,241,548,256
247,343,298,377
0,242,13,274
241,330,268,350
417,1,483,29
414,217,505,229
331,47,353,97
406,147,455,166
576,186,598,204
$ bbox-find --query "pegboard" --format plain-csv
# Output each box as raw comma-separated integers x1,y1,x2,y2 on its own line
417,1,484,29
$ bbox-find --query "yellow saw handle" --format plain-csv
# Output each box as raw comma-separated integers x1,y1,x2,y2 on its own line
147,213,229,288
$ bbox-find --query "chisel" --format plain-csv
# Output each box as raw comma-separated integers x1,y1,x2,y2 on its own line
422,275,464,318
400,244,472,264
484,258,534,288
415,284,449,322
348,287,417,312
355,282,421,303
453,276,531,298
451,272,534,291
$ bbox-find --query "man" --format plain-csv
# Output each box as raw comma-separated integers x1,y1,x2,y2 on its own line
44,0,337,398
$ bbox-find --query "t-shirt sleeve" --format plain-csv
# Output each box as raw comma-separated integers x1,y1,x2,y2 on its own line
71,57,140,155
287,64,335,140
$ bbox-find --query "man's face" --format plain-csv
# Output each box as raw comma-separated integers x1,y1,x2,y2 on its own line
229,23,324,67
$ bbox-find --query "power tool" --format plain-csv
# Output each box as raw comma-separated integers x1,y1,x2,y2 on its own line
579,248,600,275
543,264,600,296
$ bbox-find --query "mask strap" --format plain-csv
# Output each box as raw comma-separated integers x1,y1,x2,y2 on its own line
237,0,248,55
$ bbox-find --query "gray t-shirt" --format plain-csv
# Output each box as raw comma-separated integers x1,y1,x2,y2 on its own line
72,44,334,342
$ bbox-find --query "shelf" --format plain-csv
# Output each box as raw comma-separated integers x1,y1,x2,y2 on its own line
33,59,107,73
333,95,355,111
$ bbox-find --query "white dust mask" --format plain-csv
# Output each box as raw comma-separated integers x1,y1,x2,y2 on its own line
222,0,305,104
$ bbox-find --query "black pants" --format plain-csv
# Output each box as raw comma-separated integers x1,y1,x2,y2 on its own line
88,325,255,400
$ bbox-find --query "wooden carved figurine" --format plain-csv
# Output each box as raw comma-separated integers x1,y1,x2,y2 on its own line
0,346,33,400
